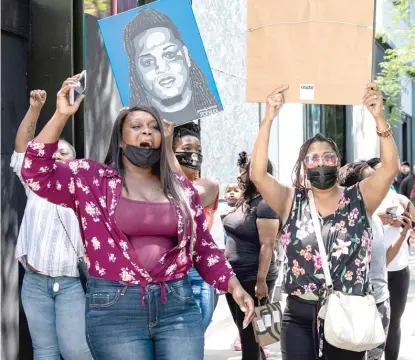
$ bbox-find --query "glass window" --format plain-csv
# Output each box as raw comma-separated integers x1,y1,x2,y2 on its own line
306,105,346,165
402,113,413,163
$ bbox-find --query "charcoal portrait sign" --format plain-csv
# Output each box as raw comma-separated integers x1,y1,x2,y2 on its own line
98,0,222,125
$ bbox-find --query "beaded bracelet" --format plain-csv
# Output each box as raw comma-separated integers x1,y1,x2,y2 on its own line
376,123,392,138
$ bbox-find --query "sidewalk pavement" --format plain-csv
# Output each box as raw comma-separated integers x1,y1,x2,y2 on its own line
205,255,415,360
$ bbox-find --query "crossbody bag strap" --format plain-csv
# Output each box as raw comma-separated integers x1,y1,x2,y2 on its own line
307,190,333,291
56,206,79,257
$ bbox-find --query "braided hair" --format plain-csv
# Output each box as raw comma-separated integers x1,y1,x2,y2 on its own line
172,121,201,150
292,133,341,189
237,151,274,211
123,8,220,116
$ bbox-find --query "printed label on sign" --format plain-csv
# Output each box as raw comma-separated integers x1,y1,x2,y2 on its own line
264,314,272,327
256,319,266,332
300,84,315,101
273,310,280,323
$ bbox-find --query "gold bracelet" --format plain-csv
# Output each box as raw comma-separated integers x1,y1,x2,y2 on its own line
376,123,392,138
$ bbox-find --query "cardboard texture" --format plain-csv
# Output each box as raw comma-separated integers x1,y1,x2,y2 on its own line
252,301,283,346
247,0,375,105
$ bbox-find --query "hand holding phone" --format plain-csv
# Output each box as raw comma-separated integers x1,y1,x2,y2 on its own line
385,206,398,218
402,202,415,229
69,70,86,105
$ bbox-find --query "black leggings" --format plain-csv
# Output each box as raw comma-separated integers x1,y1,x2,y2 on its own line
226,280,275,360
280,296,366,360
385,266,410,360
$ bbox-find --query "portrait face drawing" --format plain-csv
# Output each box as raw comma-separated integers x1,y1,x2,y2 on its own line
133,27,191,102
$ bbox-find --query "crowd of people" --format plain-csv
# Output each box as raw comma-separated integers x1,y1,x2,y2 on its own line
12,77,413,360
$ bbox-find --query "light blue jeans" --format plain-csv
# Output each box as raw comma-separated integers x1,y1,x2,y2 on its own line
21,271,92,360
188,267,215,332
85,275,204,360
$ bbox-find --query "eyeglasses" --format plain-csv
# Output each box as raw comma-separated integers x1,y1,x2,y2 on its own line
304,152,338,169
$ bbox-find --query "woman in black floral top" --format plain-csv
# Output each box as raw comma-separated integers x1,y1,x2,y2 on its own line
250,84,399,360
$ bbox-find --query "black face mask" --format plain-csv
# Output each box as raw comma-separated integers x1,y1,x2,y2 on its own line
175,152,203,170
123,145,160,168
307,166,338,190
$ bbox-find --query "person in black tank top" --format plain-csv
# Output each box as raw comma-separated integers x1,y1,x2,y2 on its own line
223,152,280,360
249,84,400,359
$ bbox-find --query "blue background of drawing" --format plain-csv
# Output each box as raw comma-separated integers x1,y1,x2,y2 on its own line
98,0,222,108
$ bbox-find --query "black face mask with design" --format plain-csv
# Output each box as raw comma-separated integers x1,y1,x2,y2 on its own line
123,145,160,168
307,166,338,190
175,152,203,170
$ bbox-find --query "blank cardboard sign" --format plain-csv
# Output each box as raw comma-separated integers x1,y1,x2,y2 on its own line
247,0,375,105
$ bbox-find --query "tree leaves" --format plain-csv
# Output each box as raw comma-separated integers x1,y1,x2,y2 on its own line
376,0,415,124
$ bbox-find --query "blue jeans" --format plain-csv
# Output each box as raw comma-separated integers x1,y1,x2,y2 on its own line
21,271,92,360
188,267,215,332
85,275,204,360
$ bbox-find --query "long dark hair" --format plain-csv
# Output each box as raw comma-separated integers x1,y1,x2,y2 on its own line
123,8,220,115
237,151,274,210
104,106,194,243
292,133,341,189
338,161,370,187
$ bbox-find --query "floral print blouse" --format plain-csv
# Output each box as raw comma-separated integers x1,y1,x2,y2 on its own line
21,141,234,291
281,185,372,297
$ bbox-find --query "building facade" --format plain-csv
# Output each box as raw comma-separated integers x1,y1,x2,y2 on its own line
193,0,415,194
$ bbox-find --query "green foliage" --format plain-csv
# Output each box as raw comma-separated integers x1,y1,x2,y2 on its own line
376,0,415,124
84,0,111,18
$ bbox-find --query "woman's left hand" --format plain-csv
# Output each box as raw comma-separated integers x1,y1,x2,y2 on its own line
163,119,174,149
228,277,255,329
255,280,268,300
363,82,384,120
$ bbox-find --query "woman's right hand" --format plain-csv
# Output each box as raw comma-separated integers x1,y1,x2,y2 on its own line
29,90,47,111
228,277,255,329
56,75,84,116
264,85,289,121
398,211,413,236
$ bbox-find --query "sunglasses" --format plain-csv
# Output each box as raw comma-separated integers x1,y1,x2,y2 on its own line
237,171,248,184
304,152,338,169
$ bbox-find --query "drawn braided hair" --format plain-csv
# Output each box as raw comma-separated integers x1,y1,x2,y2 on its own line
123,8,220,115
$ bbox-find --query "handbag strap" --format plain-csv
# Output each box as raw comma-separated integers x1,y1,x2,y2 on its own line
55,206,80,258
307,190,333,291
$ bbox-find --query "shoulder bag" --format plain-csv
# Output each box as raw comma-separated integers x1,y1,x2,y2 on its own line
308,190,385,352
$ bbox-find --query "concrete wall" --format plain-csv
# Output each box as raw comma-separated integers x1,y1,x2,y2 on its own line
193,0,260,195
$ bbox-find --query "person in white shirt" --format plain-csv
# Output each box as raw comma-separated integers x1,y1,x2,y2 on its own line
11,90,92,360
367,159,414,360
339,161,414,360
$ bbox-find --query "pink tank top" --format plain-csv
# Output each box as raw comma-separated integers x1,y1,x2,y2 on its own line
115,197,178,272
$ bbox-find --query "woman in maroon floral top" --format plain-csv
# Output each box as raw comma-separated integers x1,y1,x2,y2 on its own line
250,84,399,360
21,75,254,360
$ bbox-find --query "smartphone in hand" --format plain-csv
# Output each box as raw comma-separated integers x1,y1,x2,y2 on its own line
386,206,398,218
69,70,86,105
